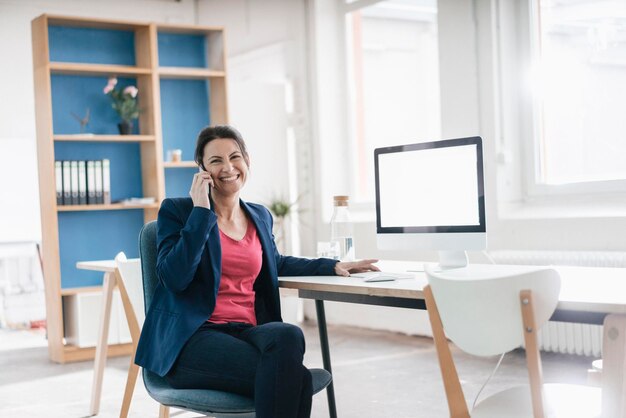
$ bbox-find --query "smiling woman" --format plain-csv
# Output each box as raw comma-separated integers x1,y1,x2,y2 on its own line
134,125,379,418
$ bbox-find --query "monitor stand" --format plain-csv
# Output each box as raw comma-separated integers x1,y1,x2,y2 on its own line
438,250,468,270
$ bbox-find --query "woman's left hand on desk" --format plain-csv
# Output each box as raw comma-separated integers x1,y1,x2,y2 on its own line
334,259,380,277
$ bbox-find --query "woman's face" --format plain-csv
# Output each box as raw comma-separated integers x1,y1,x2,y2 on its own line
202,138,249,197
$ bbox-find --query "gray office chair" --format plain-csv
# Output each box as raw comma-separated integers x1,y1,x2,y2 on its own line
139,221,332,418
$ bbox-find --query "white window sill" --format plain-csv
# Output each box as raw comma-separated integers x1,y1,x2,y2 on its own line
345,194,626,222
499,194,626,220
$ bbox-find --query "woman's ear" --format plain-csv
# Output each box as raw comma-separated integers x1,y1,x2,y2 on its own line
244,155,251,168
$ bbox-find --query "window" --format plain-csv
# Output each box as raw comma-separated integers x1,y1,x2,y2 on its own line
531,0,626,188
344,0,441,203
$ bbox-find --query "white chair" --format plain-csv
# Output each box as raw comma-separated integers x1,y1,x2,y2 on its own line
113,252,144,418
423,265,601,418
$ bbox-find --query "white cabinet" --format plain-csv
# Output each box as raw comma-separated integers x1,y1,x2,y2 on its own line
63,290,131,348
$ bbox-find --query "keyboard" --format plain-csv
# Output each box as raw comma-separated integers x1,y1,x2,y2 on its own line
350,271,416,282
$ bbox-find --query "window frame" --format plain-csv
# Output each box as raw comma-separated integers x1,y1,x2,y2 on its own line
339,0,442,218
520,0,626,200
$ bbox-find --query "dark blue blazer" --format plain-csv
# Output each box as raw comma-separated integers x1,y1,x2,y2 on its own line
135,197,338,376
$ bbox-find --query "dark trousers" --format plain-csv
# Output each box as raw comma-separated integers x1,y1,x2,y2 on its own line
165,321,313,418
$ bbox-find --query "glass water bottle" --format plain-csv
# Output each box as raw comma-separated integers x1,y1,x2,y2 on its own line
330,195,355,261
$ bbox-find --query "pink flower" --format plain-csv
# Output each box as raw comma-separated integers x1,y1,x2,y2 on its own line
103,77,118,94
123,85,139,98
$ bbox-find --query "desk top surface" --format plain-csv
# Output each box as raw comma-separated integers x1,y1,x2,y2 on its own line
76,259,117,272
77,259,626,314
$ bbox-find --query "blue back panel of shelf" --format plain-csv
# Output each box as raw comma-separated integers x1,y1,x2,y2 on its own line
58,210,144,288
55,137,143,288
165,167,197,198
160,79,210,156
158,33,206,67
54,142,143,202
51,75,140,135
48,26,136,65
161,78,210,197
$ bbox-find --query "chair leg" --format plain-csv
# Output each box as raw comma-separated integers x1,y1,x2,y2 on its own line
519,290,546,418
601,314,626,418
119,361,140,418
424,285,470,418
158,404,170,418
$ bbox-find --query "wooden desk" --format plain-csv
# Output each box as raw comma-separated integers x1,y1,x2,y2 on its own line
280,261,626,418
79,259,626,417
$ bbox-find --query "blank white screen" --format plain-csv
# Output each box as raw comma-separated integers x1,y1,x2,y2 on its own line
378,144,479,228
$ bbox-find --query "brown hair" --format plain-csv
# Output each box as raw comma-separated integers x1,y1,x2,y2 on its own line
194,125,250,170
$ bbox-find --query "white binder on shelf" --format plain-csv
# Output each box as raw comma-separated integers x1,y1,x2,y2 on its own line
62,161,71,205
70,161,79,205
86,160,96,204
102,159,111,205
55,161,63,205
94,160,103,204
78,160,87,205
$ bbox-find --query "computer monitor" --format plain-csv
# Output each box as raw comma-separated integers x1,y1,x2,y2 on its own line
374,136,486,269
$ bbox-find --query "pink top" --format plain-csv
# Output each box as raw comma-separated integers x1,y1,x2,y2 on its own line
209,222,262,325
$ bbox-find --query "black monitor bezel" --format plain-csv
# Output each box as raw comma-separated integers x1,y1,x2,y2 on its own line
374,136,486,234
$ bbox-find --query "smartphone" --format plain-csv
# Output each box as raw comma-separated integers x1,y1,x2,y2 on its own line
199,165,213,202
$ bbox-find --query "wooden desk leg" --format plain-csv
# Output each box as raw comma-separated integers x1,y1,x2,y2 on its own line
116,268,142,418
315,299,338,418
602,314,626,418
89,271,116,416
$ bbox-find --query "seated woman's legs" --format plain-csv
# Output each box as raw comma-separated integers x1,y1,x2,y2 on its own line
165,322,260,396
165,321,313,418
241,322,313,418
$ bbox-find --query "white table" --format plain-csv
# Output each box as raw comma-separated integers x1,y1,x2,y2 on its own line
75,259,120,416
79,259,626,417
280,260,626,418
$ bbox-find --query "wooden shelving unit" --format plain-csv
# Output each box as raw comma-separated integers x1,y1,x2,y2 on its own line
63,343,134,363
158,67,226,79
31,14,228,363
163,161,197,168
49,62,151,76
57,203,160,212
60,286,105,296
157,23,228,198
53,134,156,142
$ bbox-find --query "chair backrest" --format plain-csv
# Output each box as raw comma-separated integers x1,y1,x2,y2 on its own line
138,221,158,314
425,264,561,356
115,252,145,327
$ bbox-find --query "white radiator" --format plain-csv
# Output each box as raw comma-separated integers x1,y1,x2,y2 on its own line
486,250,626,358
0,242,46,328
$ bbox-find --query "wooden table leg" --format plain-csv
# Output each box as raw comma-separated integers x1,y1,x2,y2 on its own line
89,271,116,416
116,268,142,418
602,314,626,418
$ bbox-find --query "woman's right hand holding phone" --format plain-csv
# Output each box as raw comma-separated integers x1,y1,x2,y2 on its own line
190,168,213,209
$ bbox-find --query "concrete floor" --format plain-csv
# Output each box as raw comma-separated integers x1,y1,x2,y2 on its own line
0,321,594,418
